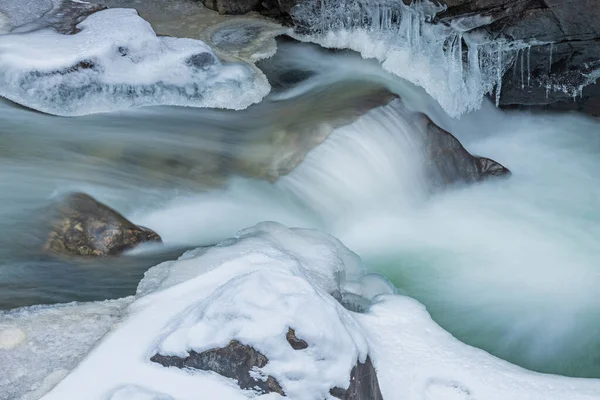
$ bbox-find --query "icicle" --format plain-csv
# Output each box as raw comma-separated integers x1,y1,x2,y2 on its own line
321,0,326,38
520,48,525,89
495,42,503,107
527,45,531,86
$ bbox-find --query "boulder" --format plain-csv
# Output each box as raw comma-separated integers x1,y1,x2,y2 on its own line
151,328,383,399
151,340,285,395
43,193,161,257
329,356,383,400
415,113,511,186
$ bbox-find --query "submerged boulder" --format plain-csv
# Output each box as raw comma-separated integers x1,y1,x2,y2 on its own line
43,193,161,257
415,113,510,187
151,327,383,399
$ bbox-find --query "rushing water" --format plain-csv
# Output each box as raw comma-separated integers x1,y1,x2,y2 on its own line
2,38,600,380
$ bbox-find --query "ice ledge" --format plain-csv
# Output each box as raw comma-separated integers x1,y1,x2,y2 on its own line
0,7,270,116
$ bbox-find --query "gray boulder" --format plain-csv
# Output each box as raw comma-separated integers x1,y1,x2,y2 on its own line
415,113,511,187
43,193,161,257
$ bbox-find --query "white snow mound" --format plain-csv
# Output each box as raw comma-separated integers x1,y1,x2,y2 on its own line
4,222,600,400
0,8,269,116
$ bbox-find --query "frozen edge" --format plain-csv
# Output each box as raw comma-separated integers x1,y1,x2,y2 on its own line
1,222,594,400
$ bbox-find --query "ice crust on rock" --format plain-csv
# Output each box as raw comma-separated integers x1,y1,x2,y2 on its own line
0,8,270,116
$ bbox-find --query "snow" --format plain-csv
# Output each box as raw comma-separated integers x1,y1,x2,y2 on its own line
0,299,130,400
0,8,270,116
3,222,600,400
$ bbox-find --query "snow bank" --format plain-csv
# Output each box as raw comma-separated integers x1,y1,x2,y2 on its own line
5,222,600,400
36,222,393,400
0,8,269,116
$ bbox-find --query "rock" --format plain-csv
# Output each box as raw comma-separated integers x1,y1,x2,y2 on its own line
150,340,285,396
201,0,296,22
205,0,600,115
285,328,308,350
434,0,600,115
415,113,511,186
329,356,383,400
202,0,262,15
43,193,161,257
151,328,383,399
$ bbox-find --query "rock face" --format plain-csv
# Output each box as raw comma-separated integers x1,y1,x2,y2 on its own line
201,0,296,22
435,0,600,115
330,356,383,400
415,113,511,186
151,328,384,399
43,193,161,257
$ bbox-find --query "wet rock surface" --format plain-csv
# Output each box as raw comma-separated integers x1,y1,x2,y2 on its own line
43,193,161,257
416,113,510,186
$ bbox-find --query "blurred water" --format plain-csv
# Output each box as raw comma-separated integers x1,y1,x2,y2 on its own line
1,38,600,379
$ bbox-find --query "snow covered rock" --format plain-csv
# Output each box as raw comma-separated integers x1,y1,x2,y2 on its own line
43,193,161,257
151,327,383,399
0,7,269,116
36,222,393,400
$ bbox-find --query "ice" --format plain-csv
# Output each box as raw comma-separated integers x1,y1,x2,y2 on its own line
358,296,600,400
290,0,529,117
0,299,130,400
2,222,600,399
37,222,389,400
0,8,270,116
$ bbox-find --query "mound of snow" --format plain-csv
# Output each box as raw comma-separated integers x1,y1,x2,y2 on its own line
4,222,600,400
0,8,269,116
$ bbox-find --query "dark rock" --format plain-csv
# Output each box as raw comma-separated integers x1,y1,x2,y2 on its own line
151,340,285,396
329,356,383,400
202,0,262,15
151,332,383,399
285,328,308,350
416,113,510,186
434,0,600,115
43,192,161,257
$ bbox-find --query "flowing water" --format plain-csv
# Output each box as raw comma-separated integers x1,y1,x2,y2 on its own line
2,36,600,381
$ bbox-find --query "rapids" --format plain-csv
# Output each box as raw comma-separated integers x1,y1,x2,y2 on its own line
1,36,600,383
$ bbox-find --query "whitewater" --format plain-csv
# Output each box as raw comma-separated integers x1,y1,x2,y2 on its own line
0,1,600,400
